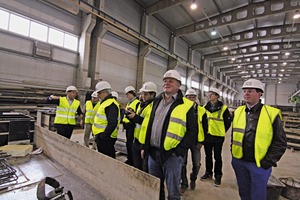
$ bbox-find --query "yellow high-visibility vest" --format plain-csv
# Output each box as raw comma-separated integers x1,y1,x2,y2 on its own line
92,98,120,138
232,105,281,167
54,97,80,125
84,101,100,124
133,102,153,140
197,105,206,142
122,99,140,124
139,97,193,150
206,104,228,136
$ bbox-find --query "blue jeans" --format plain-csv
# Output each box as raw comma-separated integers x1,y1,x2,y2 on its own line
148,154,183,200
181,145,201,189
232,157,272,200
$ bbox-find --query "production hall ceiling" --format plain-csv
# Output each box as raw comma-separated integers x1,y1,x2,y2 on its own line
136,0,300,85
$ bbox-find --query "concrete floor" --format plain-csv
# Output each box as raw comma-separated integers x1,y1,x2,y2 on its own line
0,128,299,200
71,128,300,200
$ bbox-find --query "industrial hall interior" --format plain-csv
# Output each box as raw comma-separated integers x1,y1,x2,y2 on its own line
0,0,300,200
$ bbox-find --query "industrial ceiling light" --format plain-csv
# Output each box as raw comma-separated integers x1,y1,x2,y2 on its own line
231,57,236,61
211,28,217,36
280,69,285,72
284,52,290,56
282,62,287,65
191,0,197,10
293,10,300,19
223,46,229,50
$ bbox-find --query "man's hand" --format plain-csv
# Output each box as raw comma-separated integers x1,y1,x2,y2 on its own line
196,143,203,149
127,111,136,119
141,150,144,159
50,95,60,100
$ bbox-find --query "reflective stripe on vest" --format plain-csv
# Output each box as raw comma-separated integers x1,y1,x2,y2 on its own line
134,103,153,140
122,99,140,123
206,104,227,136
197,105,206,142
232,105,281,167
92,98,120,138
54,97,80,125
84,101,100,124
164,97,193,151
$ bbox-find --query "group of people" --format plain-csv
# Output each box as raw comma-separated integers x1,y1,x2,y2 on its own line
48,69,287,200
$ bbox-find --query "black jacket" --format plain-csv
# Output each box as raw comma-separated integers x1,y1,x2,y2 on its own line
143,90,198,163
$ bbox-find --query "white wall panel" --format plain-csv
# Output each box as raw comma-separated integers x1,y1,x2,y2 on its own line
0,32,33,54
102,0,142,32
52,48,78,65
275,83,297,106
0,51,76,89
266,84,276,105
148,16,170,49
98,38,138,94
175,37,188,61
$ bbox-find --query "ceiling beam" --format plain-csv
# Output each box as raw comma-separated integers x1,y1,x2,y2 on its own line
219,61,299,72
175,0,299,36
146,0,188,15
192,24,300,50
204,42,300,60
225,69,300,76
213,54,299,67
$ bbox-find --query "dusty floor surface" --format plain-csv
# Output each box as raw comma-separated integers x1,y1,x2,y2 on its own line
1,127,298,200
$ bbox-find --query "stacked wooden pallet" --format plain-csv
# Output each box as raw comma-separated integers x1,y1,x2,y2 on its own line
282,112,300,151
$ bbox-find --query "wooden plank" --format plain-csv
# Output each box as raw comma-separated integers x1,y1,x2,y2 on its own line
285,128,300,135
34,126,160,200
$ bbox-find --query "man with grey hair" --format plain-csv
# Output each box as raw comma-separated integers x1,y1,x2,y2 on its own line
92,81,120,158
139,70,197,200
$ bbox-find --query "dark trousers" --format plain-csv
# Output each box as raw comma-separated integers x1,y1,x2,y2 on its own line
96,137,117,159
132,140,148,172
232,157,272,200
203,135,224,177
125,124,135,165
181,144,201,189
55,124,75,139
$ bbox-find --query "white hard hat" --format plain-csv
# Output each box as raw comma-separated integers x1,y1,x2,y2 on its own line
242,79,264,93
125,86,135,94
111,91,119,99
163,70,181,82
185,88,197,96
209,87,220,96
66,85,78,92
141,82,157,93
95,81,111,92
91,91,98,98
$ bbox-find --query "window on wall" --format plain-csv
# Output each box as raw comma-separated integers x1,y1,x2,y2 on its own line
0,9,9,29
204,85,209,92
191,81,199,89
181,77,186,85
0,7,78,51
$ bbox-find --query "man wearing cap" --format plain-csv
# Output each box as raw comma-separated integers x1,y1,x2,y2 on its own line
139,70,197,200
123,86,140,165
82,91,100,149
127,82,157,171
92,81,120,158
180,88,208,193
231,79,286,200
47,85,83,139
201,87,231,186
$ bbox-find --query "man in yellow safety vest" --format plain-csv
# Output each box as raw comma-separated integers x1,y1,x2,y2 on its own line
139,69,197,200
47,85,82,139
82,91,100,149
231,78,286,200
92,81,120,158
